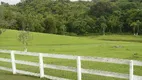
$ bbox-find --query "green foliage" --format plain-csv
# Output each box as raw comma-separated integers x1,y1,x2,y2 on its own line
0,5,7,35
0,0,142,35
110,0,118,2
43,16,57,34
101,23,107,35
89,1,115,17
18,30,33,51
128,0,142,2
18,31,31,45
0,28,6,35
57,24,66,35
108,15,120,32
130,20,141,35
130,22,137,34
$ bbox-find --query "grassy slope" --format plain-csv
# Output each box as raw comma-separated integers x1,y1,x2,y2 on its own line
0,30,142,80
1,30,142,60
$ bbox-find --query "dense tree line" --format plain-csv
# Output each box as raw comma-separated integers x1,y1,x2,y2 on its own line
0,0,142,35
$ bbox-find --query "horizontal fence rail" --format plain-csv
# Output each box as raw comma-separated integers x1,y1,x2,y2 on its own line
15,60,39,67
133,60,142,66
0,66,12,72
1,49,142,66
0,58,11,62
82,68,129,79
0,49,142,80
16,70,40,77
81,56,130,65
134,75,142,80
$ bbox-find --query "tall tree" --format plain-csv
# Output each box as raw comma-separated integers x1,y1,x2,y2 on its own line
0,5,7,35
101,23,107,35
130,20,141,35
43,16,57,34
108,15,119,33
98,16,107,35
89,1,115,17
135,20,141,35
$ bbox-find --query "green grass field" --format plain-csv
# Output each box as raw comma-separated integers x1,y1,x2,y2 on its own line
0,30,142,80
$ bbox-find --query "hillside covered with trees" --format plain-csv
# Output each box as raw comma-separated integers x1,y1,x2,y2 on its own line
0,0,142,35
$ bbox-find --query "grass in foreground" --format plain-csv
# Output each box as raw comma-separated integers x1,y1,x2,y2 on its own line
0,30,142,80
0,71,49,80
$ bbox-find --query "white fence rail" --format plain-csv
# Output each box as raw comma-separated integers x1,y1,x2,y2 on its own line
0,49,142,80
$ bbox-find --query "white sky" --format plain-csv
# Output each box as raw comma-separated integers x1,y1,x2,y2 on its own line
0,0,91,5
0,0,21,5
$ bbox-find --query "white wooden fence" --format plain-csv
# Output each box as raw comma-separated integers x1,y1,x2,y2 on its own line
0,49,142,80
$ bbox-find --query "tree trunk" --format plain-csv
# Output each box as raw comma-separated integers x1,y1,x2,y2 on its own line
136,26,139,35
103,27,105,35
119,27,122,33
133,27,136,36
24,46,27,52
111,26,113,33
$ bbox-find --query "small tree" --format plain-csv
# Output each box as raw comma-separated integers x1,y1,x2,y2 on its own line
130,22,137,35
136,20,141,35
101,23,107,35
130,20,141,35
0,28,6,35
18,30,32,52
98,16,107,35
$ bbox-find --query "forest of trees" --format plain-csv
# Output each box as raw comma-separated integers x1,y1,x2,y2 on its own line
0,0,142,35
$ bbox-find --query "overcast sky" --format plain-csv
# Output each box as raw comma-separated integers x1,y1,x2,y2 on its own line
0,0,91,5
0,0,21,5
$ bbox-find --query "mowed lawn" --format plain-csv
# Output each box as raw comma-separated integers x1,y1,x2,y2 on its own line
0,30,142,80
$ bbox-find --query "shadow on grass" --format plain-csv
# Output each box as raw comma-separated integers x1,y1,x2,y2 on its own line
0,71,50,80
100,39,142,43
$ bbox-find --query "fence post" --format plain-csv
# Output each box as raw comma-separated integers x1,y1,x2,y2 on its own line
11,51,16,74
77,56,81,80
129,60,133,80
39,53,44,78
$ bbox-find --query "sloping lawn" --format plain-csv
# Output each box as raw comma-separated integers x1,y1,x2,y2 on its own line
0,30,142,80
